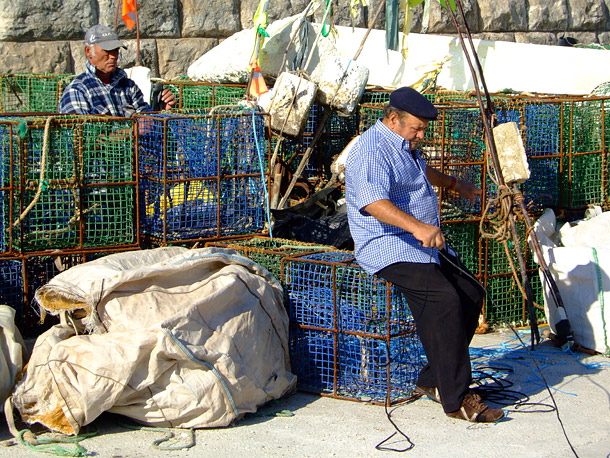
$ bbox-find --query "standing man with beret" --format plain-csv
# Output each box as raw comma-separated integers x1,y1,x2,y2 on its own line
345,87,503,422
59,24,175,116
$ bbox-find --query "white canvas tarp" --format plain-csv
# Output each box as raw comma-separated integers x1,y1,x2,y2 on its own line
11,247,296,435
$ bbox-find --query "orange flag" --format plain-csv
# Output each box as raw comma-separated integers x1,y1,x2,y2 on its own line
122,0,137,30
248,63,268,98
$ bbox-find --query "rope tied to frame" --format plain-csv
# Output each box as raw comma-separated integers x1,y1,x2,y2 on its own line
479,183,515,242
13,115,55,228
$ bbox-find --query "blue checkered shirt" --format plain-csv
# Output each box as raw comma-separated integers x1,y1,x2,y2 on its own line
59,62,150,117
345,119,440,274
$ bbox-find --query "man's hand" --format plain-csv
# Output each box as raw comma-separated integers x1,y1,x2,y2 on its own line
161,88,176,110
454,180,482,205
412,221,445,249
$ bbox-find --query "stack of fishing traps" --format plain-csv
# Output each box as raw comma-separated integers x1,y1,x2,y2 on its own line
359,90,610,326
137,109,271,243
0,114,139,336
206,237,427,405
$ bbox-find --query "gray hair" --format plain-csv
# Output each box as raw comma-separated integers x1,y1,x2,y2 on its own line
382,103,408,120
85,43,96,57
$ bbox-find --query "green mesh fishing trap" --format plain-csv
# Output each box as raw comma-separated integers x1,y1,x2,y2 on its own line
1,115,138,253
0,73,74,113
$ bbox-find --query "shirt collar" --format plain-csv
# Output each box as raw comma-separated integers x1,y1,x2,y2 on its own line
375,118,412,152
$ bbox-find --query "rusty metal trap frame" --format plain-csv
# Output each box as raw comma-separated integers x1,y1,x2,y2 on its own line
204,235,335,281
1,115,139,255
136,109,272,244
0,73,75,113
280,250,426,405
160,80,247,112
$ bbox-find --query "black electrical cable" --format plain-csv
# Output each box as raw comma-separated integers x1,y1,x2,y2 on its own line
334,241,578,456
334,257,418,452
438,247,580,458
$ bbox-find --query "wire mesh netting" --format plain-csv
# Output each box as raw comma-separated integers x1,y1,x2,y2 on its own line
0,73,74,113
0,259,23,322
336,332,426,403
1,116,137,253
442,221,481,276
163,81,247,112
137,109,271,242
561,99,607,208
283,251,425,404
205,236,333,280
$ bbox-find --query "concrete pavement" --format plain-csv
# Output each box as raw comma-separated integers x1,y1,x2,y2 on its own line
0,327,608,458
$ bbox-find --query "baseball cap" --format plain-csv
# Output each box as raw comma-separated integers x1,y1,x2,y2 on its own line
85,25,127,51
389,86,438,121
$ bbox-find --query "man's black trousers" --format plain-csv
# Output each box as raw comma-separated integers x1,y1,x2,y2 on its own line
377,249,484,413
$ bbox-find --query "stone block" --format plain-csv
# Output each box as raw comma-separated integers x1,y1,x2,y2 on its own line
258,71,317,137
566,31,600,46
119,39,159,77
0,0,97,41
478,0,528,32
0,41,72,74
181,0,240,38
157,38,220,79
567,0,606,30
240,0,311,29
528,0,568,31
471,32,516,43
98,0,179,38
427,0,480,34
598,31,610,44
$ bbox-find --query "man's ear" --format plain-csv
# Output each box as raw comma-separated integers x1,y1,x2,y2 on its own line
84,45,93,61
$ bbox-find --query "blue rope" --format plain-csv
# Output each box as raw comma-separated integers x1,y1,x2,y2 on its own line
162,328,239,418
251,108,273,238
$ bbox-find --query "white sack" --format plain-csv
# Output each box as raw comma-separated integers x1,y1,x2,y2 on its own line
12,247,296,434
532,209,610,354
126,65,152,104
0,305,26,410
187,14,368,110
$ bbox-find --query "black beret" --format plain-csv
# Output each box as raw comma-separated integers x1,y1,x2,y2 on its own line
389,87,438,120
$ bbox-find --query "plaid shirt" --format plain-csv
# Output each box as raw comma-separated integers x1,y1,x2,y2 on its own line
59,62,150,117
345,119,440,274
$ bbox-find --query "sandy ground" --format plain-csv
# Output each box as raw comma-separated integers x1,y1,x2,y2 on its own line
0,328,608,458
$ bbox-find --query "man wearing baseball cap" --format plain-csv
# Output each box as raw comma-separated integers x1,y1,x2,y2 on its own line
345,87,503,423
59,24,175,116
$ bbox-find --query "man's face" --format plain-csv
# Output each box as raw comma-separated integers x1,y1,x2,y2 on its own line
389,112,429,149
85,44,120,75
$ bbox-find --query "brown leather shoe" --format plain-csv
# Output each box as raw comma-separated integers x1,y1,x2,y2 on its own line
415,385,441,403
446,393,504,423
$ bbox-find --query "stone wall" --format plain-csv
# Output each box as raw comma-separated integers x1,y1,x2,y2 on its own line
0,0,608,78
